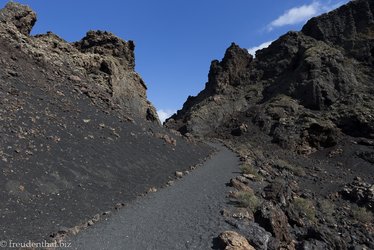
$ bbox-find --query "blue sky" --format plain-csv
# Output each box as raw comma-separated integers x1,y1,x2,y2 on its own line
1,0,348,121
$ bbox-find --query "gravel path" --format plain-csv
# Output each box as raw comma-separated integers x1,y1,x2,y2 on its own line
66,143,239,250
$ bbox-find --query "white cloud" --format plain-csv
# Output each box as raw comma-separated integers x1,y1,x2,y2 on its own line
157,109,176,123
267,1,347,31
247,41,273,57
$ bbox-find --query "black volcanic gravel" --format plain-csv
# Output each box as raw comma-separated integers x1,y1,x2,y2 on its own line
0,38,212,243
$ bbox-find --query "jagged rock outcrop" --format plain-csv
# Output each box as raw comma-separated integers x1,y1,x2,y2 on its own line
166,43,253,136
0,2,158,122
166,0,374,152
73,30,159,121
0,2,36,35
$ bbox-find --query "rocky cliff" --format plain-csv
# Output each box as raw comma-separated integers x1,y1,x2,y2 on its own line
166,0,374,153
0,2,159,122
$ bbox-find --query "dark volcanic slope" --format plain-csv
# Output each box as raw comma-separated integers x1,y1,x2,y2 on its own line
0,2,212,243
166,0,374,152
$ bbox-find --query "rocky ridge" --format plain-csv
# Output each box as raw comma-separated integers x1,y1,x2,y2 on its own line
0,2,158,122
166,0,374,152
166,0,374,249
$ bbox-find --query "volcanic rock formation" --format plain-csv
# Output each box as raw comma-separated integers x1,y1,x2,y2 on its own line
166,0,374,152
0,2,158,122
167,0,374,249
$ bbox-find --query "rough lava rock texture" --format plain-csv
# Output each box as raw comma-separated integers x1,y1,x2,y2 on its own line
0,2,158,123
218,231,255,250
0,2,36,35
341,180,374,211
73,30,159,121
302,0,374,63
166,43,253,137
166,0,374,152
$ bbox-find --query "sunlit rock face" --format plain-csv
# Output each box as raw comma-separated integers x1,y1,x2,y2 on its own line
166,0,374,151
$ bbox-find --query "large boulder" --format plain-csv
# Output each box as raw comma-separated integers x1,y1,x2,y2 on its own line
254,202,294,249
218,231,255,250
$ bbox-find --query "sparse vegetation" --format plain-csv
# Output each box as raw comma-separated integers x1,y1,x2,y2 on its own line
236,191,261,211
352,206,373,224
240,163,262,181
318,199,336,223
272,159,306,177
293,197,316,222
